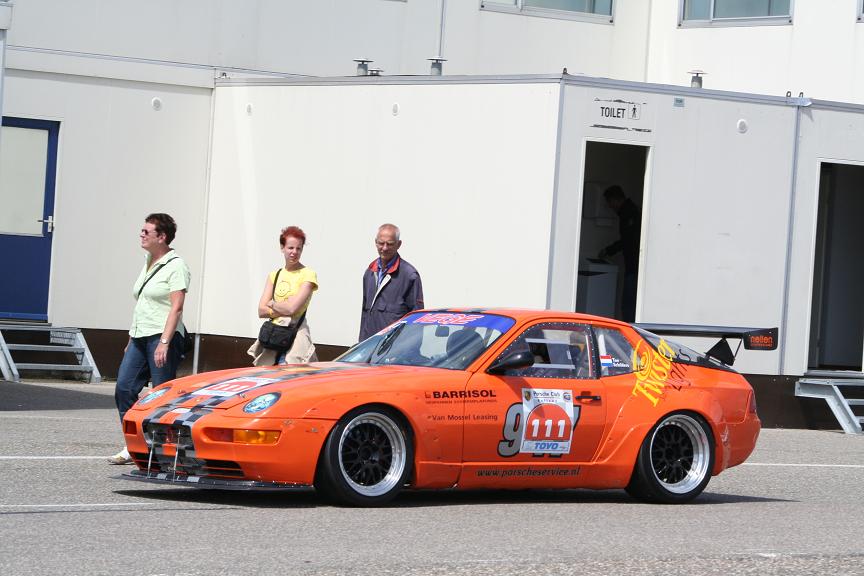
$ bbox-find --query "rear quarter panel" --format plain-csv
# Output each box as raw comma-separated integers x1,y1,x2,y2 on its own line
591,359,758,486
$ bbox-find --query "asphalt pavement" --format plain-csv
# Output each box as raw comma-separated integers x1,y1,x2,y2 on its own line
1,378,864,576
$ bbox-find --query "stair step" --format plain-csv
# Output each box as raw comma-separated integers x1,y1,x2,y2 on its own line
15,363,93,372
846,399,864,406
7,344,86,353
0,324,80,333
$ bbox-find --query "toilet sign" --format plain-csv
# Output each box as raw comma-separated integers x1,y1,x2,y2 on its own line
591,97,650,132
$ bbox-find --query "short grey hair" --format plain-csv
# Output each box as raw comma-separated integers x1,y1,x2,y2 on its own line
378,223,401,241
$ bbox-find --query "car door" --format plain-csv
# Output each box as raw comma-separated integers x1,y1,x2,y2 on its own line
458,320,607,488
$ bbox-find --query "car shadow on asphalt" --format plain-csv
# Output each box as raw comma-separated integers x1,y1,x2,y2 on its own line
0,381,115,411
694,491,791,505
112,485,788,508
391,489,788,507
113,486,323,509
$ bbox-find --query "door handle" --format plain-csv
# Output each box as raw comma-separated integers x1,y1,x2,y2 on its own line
574,395,601,401
37,215,54,233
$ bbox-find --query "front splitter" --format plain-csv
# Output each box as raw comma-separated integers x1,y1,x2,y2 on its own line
117,469,312,491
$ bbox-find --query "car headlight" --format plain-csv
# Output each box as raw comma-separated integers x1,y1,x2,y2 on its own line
138,387,168,405
243,392,281,414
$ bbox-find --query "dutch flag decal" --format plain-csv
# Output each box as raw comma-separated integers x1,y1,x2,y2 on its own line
600,354,613,368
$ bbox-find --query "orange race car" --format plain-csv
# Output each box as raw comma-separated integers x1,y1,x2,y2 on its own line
119,309,776,506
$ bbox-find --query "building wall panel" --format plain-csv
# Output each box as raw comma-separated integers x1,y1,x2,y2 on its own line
201,81,561,345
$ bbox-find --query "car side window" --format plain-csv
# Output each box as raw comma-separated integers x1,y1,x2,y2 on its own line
594,326,635,377
496,322,594,379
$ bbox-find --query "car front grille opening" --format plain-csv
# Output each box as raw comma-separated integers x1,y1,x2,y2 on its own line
131,451,245,479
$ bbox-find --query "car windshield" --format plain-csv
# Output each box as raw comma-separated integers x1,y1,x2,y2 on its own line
337,312,516,370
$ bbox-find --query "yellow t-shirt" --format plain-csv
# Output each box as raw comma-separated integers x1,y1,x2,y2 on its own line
269,266,318,322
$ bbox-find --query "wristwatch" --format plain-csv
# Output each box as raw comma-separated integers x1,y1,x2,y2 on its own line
160,338,169,345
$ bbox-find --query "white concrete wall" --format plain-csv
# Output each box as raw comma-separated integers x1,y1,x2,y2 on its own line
645,0,864,103
9,1,864,103
4,1,644,79
3,69,212,332
201,81,561,345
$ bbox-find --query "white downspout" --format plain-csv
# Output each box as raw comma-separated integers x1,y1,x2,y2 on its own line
0,2,14,157
428,0,448,75
642,0,653,83
436,0,447,60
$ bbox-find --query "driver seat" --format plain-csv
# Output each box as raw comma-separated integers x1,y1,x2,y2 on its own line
445,330,484,366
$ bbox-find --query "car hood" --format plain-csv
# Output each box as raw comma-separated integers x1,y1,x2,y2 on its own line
133,361,458,412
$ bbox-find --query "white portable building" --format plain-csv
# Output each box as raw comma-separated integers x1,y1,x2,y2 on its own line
6,72,864,428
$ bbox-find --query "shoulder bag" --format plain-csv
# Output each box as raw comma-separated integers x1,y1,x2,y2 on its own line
258,268,306,351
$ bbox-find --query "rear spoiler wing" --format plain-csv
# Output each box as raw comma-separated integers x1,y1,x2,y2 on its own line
632,324,778,366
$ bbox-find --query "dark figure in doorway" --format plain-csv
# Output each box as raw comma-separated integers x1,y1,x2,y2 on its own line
599,185,641,322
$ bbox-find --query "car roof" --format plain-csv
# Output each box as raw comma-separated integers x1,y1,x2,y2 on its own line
413,307,633,328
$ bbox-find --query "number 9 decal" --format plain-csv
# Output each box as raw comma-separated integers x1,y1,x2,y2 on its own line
498,403,523,457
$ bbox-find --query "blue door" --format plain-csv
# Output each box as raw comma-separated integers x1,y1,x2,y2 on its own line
0,117,60,320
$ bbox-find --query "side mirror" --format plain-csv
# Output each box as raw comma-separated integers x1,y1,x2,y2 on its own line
487,350,534,375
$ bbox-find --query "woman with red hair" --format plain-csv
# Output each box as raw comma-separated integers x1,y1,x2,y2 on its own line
249,226,318,365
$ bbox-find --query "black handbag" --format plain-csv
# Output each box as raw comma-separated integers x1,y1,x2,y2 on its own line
182,329,195,355
257,268,306,351
258,318,304,351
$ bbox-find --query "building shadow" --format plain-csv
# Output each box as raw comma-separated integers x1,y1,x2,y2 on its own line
0,380,116,411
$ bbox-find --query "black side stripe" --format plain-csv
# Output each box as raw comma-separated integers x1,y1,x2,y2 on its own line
144,369,278,424
143,363,371,424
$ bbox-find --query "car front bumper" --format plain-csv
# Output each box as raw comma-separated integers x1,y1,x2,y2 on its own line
122,410,337,487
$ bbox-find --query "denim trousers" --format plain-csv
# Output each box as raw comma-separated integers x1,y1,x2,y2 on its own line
115,332,184,422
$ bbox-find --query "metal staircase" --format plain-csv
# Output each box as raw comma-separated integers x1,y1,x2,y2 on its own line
0,323,101,383
795,377,864,434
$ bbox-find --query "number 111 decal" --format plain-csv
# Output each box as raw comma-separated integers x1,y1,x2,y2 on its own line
497,388,581,457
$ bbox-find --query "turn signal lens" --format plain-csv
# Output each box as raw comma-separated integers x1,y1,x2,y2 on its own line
748,392,758,414
233,430,281,444
123,420,137,435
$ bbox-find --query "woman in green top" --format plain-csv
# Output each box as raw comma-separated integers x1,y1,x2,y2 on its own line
108,213,191,465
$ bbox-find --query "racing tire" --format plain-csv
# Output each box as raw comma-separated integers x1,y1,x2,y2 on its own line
316,405,413,507
626,412,715,504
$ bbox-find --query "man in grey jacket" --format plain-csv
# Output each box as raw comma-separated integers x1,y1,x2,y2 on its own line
359,223,424,341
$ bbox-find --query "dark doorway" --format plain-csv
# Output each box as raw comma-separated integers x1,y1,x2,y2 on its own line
809,162,864,371
576,142,648,322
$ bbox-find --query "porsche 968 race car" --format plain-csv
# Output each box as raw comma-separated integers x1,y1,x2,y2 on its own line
120,309,775,506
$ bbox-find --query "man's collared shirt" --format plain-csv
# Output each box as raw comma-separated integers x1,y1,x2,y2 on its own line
376,257,394,287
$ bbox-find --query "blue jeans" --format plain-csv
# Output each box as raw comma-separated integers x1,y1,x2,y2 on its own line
115,332,184,422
